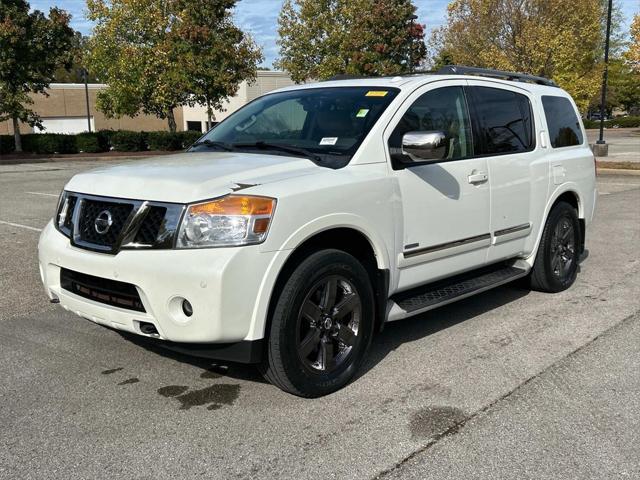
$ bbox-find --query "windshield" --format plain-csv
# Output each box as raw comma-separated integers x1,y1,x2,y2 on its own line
189,87,400,168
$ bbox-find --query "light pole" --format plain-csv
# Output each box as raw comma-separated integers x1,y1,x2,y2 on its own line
595,0,613,155
81,68,92,133
408,14,418,74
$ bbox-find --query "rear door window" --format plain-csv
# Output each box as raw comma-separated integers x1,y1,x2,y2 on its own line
541,96,584,148
468,86,534,155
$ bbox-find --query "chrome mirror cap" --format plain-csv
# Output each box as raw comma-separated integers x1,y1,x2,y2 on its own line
401,131,449,162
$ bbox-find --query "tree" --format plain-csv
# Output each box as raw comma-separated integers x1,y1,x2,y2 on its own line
168,0,262,129
276,0,426,82
428,0,605,112
0,1,75,152
53,33,99,83
86,0,187,132
626,14,639,72
86,0,262,132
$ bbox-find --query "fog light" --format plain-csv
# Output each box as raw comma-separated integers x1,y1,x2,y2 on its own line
182,299,193,317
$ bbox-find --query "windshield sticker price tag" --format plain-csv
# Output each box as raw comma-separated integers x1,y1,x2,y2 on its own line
356,108,370,118
319,137,338,146
365,90,388,97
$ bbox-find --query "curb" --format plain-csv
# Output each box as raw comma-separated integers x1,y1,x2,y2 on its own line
0,151,175,166
597,168,640,176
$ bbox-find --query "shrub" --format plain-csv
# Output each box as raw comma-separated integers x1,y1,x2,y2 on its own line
21,134,78,154
76,132,109,153
584,116,640,129
110,130,147,151
0,135,15,154
178,130,202,149
146,131,183,151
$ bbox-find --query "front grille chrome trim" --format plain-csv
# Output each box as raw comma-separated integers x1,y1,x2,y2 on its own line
65,192,184,255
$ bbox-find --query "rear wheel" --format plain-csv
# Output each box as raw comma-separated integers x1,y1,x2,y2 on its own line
530,201,581,293
261,249,375,397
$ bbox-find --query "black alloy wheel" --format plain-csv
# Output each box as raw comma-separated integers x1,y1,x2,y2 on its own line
296,275,362,373
261,249,375,397
530,201,581,293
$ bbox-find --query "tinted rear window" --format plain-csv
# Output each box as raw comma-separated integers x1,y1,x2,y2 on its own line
470,87,534,155
542,96,583,148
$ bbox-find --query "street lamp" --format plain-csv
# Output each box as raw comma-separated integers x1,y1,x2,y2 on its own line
80,68,92,133
408,14,418,74
595,0,613,156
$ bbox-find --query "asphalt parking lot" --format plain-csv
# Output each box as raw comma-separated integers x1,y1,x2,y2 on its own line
1,159,639,479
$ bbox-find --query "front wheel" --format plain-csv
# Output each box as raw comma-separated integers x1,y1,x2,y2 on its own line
260,249,375,397
530,201,581,293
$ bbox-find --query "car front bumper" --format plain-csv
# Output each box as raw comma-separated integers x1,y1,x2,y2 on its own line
38,220,277,354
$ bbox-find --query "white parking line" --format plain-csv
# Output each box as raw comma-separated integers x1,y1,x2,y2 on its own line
26,192,59,197
0,220,43,232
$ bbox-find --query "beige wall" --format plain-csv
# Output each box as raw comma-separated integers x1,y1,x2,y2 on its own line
0,72,294,136
0,84,182,135
181,71,297,132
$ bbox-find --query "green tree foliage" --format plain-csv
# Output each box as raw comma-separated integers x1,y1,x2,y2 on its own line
276,0,426,82
52,33,99,83
0,0,76,151
429,0,605,112
168,0,262,129
588,12,640,115
86,0,262,132
627,14,639,72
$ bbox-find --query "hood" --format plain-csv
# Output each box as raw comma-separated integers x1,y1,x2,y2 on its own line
65,151,321,203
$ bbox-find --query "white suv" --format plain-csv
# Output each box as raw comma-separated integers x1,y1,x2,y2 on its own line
39,66,596,397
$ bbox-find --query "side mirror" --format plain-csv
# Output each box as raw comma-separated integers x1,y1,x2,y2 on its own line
401,131,449,163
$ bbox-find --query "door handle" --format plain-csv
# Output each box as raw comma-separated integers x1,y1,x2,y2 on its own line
468,171,488,184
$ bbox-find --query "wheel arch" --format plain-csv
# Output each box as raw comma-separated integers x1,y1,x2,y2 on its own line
527,185,584,267
252,226,391,347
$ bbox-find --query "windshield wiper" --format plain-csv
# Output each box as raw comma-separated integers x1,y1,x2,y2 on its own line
190,139,235,151
232,141,322,163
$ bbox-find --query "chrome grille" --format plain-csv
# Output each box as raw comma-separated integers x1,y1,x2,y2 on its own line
134,206,167,245
78,199,134,247
56,192,184,254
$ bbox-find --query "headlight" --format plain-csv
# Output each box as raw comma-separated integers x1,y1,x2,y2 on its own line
176,195,276,248
55,191,71,233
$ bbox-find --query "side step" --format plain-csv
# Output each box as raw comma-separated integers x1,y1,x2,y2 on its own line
388,264,528,321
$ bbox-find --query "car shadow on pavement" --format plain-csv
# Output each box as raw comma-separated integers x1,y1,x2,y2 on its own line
115,331,269,384
115,283,531,389
358,284,531,380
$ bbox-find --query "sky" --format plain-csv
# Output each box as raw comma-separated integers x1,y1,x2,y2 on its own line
30,0,639,68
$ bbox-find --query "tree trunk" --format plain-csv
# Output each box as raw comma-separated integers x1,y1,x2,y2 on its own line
12,116,22,153
206,97,213,131
167,109,177,133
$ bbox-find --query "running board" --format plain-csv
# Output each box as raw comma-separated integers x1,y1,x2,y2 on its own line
387,265,528,321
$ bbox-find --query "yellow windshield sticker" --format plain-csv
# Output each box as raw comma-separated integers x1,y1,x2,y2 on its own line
365,90,388,97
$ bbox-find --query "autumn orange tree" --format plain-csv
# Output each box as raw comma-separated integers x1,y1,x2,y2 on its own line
276,0,426,82
429,0,605,111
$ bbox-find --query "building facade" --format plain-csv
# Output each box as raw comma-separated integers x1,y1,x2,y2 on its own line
0,71,295,136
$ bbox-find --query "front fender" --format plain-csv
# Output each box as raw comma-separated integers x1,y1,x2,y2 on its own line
245,213,394,341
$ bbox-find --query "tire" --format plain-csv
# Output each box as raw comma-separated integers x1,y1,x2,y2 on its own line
530,201,581,293
260,249,375,397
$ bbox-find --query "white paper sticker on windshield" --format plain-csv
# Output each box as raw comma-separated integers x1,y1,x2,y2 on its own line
356,108,369,118
319,137,338,146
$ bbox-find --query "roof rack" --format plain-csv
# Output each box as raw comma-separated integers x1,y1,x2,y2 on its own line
324,74,380,81
435,65,557,87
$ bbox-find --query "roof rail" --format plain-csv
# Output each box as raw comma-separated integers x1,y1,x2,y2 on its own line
324,74,378,81
436,65,558,87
